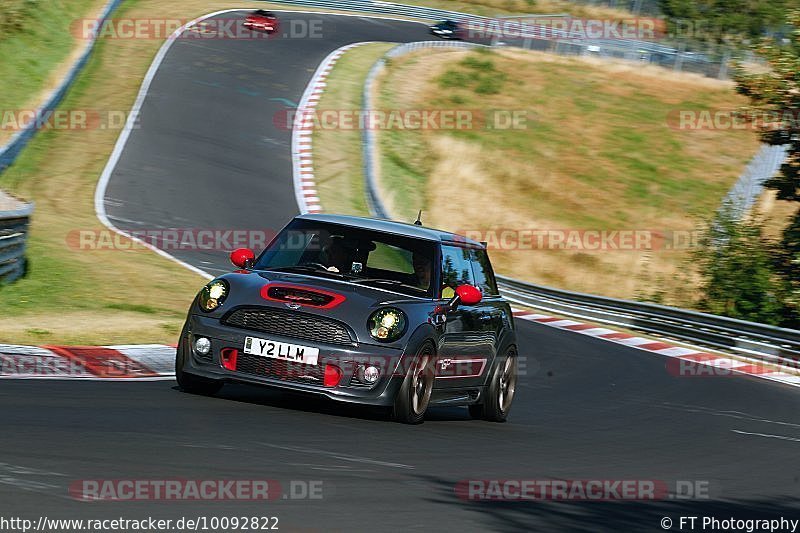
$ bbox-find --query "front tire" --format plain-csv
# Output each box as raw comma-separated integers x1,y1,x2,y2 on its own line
393,342,435,424
470,347,518,422
175,333,223,396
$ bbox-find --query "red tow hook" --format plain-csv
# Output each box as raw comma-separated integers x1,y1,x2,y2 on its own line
323,364,342,387
221,348,238,371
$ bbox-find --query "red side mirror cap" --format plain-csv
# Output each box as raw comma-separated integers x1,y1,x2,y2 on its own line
230,248,255,269
456,284,482,306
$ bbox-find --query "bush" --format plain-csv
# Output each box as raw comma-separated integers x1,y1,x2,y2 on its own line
693,205,786,325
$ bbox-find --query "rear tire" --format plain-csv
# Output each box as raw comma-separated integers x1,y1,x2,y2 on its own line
470,347,517,422
393,342,435,424
175,332,223,396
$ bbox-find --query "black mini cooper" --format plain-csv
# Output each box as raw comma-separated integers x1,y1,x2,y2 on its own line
176,214,518,424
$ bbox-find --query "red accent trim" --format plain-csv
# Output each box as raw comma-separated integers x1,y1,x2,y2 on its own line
260,283,346,309
323,364,342,387
221,348,238,371
456,285,482,306
230,248,255,268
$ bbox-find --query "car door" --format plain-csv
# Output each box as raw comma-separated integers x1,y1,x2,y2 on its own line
434,244,494,389
469,247,511,370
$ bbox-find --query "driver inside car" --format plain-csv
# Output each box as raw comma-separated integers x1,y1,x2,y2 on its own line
320,236,353,273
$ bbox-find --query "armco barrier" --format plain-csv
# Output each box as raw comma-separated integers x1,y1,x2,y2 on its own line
264,0,728,78
360,41,800,368
361,41,485,218
0,0,123,172
0,0,121,285
0,202,33,284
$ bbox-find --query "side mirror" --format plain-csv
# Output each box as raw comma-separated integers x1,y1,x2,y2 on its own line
230,248,255,269
447,284,482,311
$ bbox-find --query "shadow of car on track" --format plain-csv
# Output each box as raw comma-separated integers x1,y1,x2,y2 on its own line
415,473,800,532
172,383,476,423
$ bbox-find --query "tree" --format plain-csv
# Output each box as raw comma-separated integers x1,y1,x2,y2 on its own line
659,0,788,49
734,9,800,327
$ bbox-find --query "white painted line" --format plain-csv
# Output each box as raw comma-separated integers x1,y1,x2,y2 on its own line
613,337,658,347
654,346,704,357
577,327,619,337
543,319,583,328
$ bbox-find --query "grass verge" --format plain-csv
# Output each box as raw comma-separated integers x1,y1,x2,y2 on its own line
0,0,290,345
316,45,762,305
0,0,109,145
313,43,396,216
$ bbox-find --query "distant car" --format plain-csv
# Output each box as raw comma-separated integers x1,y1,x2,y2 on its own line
176,214,519,424
430,19,463,40
243,9,279,33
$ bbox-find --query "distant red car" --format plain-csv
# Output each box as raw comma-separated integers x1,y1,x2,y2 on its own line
243,10,279,33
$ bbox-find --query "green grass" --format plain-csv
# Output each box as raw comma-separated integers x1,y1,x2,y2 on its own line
313,42,395,215
0,0,102,126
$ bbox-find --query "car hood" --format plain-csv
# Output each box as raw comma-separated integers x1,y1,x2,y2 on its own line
202,270,437,347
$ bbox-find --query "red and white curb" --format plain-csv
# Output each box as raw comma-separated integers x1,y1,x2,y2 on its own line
0,344,176,380
513,310,800,388
2,316,799,386
292,42,378,215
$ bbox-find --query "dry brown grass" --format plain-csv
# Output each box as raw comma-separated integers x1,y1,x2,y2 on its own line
374,48,760,304
758,190,798,241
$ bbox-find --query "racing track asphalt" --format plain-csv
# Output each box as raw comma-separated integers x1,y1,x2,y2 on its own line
2,11,799,532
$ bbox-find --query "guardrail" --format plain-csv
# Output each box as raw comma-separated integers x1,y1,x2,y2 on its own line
498,275,800,369
0,0,122,172
0,202,33,284
264,0,728,78
361,41,799,370
0,0,121,286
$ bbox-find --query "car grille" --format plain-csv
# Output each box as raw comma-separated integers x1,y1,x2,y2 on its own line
236,353,324,385
223,307,354,346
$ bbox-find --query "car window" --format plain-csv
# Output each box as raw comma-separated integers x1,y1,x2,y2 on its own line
440,245,474,297
254,219,437,297
470,248,499,296
368,242,414,274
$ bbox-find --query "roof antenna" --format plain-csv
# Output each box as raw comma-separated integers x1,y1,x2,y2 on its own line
414,210,423,226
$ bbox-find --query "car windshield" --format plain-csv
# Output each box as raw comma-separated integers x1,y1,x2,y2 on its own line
254,219,437,298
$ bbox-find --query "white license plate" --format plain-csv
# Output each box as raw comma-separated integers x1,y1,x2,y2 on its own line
243,336,319,366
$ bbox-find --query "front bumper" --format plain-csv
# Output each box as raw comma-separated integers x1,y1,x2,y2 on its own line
180,314,407,406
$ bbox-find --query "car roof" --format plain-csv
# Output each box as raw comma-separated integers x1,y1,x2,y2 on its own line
295,213,484,247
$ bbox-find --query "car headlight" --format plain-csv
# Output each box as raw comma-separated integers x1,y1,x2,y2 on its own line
368,308,407,342
198,279,229,312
